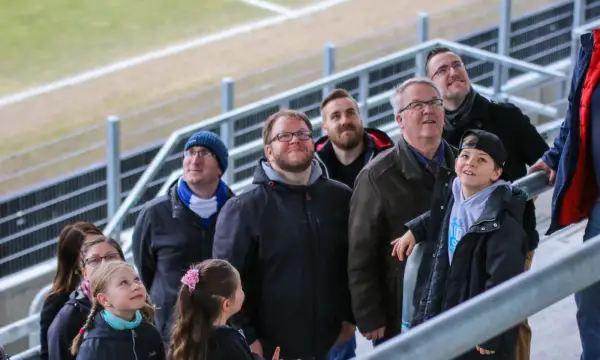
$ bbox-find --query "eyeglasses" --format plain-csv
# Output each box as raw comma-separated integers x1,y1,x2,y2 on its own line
84,253,122,267
431,61,464,79
398,98,444,114
268,131,313,144
184,149,216,158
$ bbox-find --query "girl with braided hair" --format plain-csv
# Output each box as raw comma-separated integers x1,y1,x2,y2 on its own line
71,261,163,360
48,235,125,360
167,259,280,360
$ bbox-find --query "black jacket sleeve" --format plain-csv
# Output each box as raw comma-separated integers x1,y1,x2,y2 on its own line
479,216,527,352
40,293,70,360
132,206,156,290
213,196,260,345
405,211,431,244
48,305,81,360
510,104,549,166
348,170,387,333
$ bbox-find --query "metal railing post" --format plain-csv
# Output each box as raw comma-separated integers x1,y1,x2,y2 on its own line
571,0,585,71
358,72,370,123
106,115,121,240
492,0,512,98
220,78,235,185
415,12,430,77
322,43,336,98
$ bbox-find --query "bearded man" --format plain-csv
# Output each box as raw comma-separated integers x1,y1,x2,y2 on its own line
316,89,393,189
213,110,356,360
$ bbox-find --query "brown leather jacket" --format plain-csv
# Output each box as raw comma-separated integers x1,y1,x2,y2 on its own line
348,136,456,338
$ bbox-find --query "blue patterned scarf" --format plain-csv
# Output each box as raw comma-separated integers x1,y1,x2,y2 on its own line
101,309,142,330
177,177,229,227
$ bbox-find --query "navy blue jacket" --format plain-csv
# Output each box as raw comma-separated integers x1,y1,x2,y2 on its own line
543,30,600,234
47,289,91,360
76,314,165,360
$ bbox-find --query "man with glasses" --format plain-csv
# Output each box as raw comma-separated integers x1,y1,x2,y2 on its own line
132,130,234,343
349,78,456,344
213,110,355,360
426,47,548,360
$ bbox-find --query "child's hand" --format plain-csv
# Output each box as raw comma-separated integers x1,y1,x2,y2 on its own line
475,345,496,355
391,230,416,261
271,346,281,360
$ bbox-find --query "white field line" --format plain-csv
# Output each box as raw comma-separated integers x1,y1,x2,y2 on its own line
240,0,293,14
0,0,349,108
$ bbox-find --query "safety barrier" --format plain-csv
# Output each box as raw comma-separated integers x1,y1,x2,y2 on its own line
365,209,600,359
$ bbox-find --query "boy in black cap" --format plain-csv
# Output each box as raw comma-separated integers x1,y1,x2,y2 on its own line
392,129,527,360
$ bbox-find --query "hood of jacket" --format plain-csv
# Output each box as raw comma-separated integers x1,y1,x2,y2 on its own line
67,287,92,312
253,158,324,186
475,181,527,227
315,127,394,154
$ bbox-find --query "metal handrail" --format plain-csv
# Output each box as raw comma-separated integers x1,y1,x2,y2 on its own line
102,37,566,238
365,222,600,360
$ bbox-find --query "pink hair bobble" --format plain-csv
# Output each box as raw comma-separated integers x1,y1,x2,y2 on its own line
79,327,85,335
181,269,200,294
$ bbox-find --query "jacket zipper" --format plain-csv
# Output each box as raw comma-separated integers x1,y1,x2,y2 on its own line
441,217,498,307
131,329,138,360
304,191,318,356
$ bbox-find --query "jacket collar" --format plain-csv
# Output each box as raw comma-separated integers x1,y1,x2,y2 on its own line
315,128,393,163
397,136,457,181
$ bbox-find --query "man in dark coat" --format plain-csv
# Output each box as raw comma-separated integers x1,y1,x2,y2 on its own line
426,47,549,360
213,110,355,360
315,89,393,359
349,78,456,343
132,131,234,343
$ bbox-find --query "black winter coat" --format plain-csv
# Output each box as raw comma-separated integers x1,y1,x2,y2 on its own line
40,292,71,360
407,169,528,360
213,159,353,360
47,289,91,360
76,315,165,360
132,181,234,342
207,326,261,360
442,92,549,251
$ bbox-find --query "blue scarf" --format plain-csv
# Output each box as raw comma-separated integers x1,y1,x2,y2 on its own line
177,177,229,227
101,310,142,330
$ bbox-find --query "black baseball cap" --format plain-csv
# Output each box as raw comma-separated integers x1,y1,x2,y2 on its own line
458,129,507,168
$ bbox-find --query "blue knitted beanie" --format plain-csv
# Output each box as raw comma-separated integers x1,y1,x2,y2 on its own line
184,131,229,173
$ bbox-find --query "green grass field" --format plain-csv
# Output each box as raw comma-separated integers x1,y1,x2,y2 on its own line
0,0,271,95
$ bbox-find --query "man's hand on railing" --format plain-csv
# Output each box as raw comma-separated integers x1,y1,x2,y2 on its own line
475,345,496,355
528,159,556,185
391,230,416,261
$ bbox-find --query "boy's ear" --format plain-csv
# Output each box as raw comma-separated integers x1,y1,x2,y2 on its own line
492,167,503,182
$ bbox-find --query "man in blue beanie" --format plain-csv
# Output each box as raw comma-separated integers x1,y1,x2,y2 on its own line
132,130,234,344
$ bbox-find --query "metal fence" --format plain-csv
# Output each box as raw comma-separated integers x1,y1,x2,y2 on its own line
0,112,563,360
1,0,592,279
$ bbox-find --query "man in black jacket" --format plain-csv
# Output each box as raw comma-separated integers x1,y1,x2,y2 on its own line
315,89,393,360
132,131,234,343
316,89,394,189
213,110,355,360
426,47,549,360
